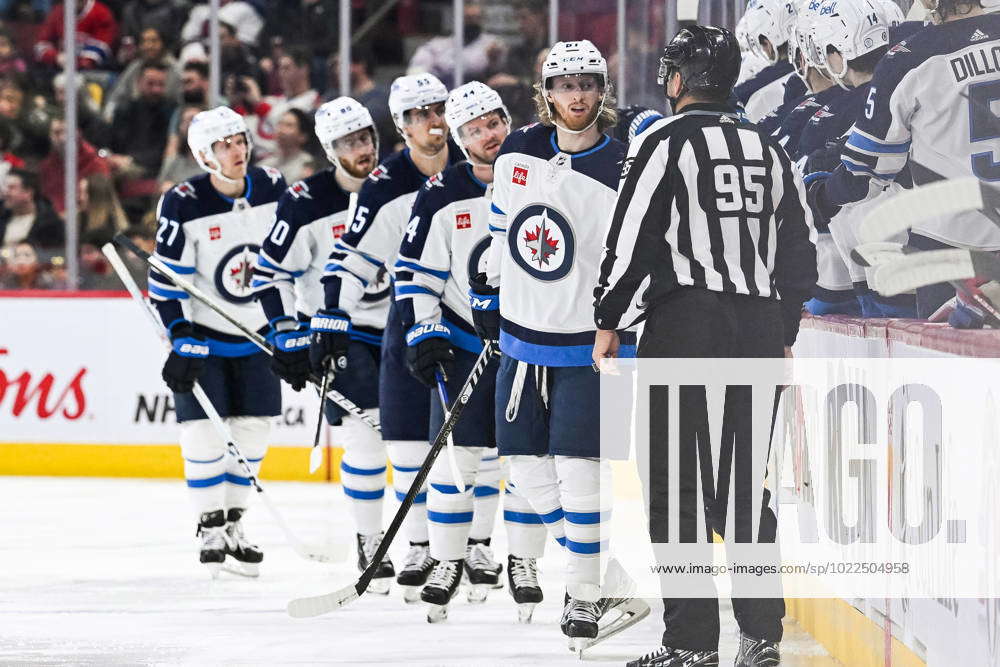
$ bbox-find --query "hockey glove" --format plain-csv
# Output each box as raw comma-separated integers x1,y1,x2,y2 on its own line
269,318,312,391
405,323,455,388
162,321,208,393
468,272,500,343
804,173,840,233
309,308,351,376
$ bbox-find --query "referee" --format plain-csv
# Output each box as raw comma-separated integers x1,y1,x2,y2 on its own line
592,26,817,667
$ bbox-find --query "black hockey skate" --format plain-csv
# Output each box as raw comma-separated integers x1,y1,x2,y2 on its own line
356,532,394,595
507,555,543,623
463,538,502,603
196,509,226,578
421,559,463,623
735,631,780,666
561,595,601,654
222,508,263,577
626,646,720,667
570,559,651,655
397,541,435,603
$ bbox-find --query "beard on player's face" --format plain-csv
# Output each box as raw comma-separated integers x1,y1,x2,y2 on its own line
548,90,601,132
337,146,376,179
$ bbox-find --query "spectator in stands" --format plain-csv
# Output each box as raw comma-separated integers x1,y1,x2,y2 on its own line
76,174,128,247
0,241,58,290
0,76,48,160
239,46,319,161
38,114,111,215
0,28,27,78
158,103,202,192
491,1,547,83
103,26,181,121
0,168,63,250
0,121,26,189
258,107,312,183
266,0,338,87
119,0,189,54
0,1,52,22
182,0,264,49
109,61,175,177
327,44,395,159
120,223,154,289
52,72,111,148
78,232,118,289
407,1,507,88
34,0,118,70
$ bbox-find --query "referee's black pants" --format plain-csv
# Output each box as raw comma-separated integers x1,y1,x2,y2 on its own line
637,287,786,652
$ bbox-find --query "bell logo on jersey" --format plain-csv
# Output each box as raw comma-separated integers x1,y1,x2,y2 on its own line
508,204,575,281
331,223,346,238
209,226,221,240
455,211,472,230
512,165,529,186
214,244,261,304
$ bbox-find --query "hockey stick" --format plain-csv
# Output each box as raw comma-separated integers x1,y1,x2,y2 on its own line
286,340,499,618
858,177,1000,245
309,362,330,474
435,366,466,494
101,243,347,563
871,247,1000,294
113,234,381,434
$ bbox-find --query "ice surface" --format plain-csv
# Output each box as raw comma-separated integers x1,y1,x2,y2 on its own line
0,477,839,666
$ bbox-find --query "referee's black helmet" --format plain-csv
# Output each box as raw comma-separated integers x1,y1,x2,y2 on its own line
657,25,741,99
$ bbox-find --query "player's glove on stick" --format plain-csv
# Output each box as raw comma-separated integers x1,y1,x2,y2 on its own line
309,308,351,375
468,272,500,343
162,321,208,393
804,172,840,233
270,318,312,391
405,323,455,388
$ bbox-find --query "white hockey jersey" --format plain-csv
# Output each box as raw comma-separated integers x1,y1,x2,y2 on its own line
321,146,459,316
487,123,636,367
395,163,492,353
833,14,1000,249
253,169,389,342
745,71,795,123
150,166,286,355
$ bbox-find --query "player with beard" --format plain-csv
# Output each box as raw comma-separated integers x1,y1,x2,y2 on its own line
310,74,466,602
252,97,398,590
468,41,649,654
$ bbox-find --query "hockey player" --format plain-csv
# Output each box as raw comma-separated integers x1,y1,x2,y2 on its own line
310,73,462,601
469,40,649,653
148,106,286,575
809,0,1000,317
593,26,816,667
252,97,396,592
395,81,549,622
735,0,803,122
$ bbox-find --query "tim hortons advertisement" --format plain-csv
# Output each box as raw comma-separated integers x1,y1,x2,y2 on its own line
0,296,320,446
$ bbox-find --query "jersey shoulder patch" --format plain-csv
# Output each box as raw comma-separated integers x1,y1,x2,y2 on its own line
249,166,287,204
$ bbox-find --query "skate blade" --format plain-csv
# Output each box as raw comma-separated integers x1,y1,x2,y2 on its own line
365,578,391,595
205,562,222,579
516,602,537,624
579,598,651,651
222,559,260,578
426,603,449,623
466,583,491,604
569,637,588,658
401,585,423,604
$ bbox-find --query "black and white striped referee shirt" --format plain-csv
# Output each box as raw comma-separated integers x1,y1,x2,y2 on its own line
593,102,817,343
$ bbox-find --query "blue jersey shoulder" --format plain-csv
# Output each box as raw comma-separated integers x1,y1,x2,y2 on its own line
248,165,287,204
276,168,352,229
498,122,557,162
356,148,428,214
735,60,793,105
412,163,486,221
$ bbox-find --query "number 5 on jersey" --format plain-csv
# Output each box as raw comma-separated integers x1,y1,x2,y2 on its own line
351,205,370,233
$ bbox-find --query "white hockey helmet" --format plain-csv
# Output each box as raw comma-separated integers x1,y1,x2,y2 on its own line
875,0,906,26
805,0,889,89
790,0,828,82
742,0,797,64
388,73,449,134
540,40,609,135
187,105,253,183
444,81,510,163
315,96,379,168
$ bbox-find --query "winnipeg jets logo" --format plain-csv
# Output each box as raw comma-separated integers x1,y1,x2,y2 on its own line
368,165,391,182
809,108,835,124
261,165,282,185
508,204,575,281
214,244,261,304
174,181,197,199
289,180,312,199
426,172,445,189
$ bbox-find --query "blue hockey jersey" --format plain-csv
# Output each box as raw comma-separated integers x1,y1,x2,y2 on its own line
774,86,846,159
150,166,286,356
798,82,870,161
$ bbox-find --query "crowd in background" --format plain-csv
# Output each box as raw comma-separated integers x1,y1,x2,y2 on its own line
0,0,658,291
